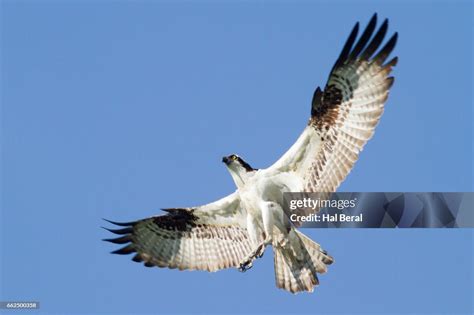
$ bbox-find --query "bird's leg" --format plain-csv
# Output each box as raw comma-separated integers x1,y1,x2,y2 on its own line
238,242,266,272
239,201,288,272
261,201,275,245
239,214,267,272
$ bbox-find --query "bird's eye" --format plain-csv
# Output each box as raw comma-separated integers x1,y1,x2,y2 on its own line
231,155,238,161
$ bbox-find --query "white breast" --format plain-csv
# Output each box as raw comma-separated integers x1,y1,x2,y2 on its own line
239,168,303,219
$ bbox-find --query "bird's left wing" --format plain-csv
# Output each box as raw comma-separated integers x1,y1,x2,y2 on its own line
270,14,397,196
104,192,253,272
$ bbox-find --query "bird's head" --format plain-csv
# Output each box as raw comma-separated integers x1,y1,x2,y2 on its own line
222,154,257,187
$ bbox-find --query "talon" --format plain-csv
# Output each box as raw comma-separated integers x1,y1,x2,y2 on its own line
238,261,253,272
238,242,266,271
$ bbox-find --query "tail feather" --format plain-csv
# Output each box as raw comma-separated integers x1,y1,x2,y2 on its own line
273,230,334,294
297,230,334,273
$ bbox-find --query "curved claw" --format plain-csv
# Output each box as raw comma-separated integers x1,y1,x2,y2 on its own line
238,261,253,272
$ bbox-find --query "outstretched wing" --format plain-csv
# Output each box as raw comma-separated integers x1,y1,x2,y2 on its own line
104,192,253,272
271,14,397,195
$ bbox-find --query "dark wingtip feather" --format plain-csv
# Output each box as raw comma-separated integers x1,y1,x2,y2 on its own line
103,235,132,244
385,56,398,68
102,226,133,235
332,21,359,72
361,18,389,60
103,218,136,227
374,32,398,65
111,245,135,255
144,261,155,268
349,13,378,60
132,254,144,262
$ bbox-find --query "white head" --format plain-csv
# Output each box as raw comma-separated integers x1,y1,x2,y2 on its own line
222,154,257,188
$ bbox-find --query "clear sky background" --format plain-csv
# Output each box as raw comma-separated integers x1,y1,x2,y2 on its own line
1,1,473,314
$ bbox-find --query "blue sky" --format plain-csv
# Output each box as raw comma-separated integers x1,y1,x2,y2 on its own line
1,1,473,314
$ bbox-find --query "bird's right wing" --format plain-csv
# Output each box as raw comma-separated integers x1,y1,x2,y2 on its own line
268,14,397,226
104,192,253,272
270,14,397,194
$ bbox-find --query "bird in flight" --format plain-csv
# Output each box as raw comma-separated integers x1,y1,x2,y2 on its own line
104,13,398,293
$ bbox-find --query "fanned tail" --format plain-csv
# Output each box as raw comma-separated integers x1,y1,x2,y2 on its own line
273,230,334,293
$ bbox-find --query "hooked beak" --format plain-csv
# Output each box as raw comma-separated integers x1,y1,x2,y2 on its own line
222,156,230,165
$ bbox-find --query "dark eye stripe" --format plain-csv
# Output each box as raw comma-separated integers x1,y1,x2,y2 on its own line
235,157,256,172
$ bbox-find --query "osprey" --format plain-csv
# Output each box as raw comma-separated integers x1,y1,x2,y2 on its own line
104,14,397,293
